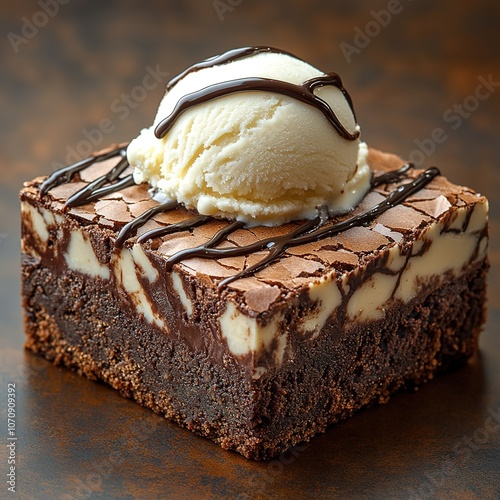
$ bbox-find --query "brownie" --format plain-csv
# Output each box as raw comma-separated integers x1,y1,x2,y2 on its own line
20,145,489,460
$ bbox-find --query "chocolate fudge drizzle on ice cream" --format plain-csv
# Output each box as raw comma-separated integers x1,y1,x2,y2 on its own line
39,46,440,286
154,46,359,141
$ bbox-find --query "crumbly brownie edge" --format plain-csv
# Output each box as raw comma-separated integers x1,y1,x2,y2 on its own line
21,253,488,460
250,260,488,459
21,254,261,456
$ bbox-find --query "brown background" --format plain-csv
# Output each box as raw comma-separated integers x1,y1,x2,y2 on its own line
1,1,499,498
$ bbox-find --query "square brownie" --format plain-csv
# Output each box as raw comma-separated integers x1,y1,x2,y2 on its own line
20,145,488,459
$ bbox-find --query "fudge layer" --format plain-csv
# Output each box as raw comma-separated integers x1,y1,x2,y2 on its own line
20,147,489,459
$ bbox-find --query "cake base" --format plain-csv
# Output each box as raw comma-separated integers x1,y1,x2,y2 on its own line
22,253,488,460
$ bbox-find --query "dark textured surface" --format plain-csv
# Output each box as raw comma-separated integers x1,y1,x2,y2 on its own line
1,0,500,498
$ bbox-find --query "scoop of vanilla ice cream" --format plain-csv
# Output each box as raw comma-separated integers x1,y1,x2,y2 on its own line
127,50,371,226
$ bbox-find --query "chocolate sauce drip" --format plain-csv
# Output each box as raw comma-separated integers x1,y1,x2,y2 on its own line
156,45,358,141
39,144,440,286
115,200,179,247
303,73,357,122
40,145,126,197
162,210,328,275
290,167,440,246
136,214,213,244
163,220,245,269
155,75,359,141
166,46,298,91
166,168,440,288
65,157,132,208
372,163,413,187
217,208,331,286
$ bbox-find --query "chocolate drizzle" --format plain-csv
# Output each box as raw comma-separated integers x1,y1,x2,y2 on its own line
115,200,178,247
155,75,359,141
166,46,299,91
168,167,440,287
137,214,213,243
39,144,440,287
66,157,133,208
40,145,127,197
38,46,442,286
155,46,359,140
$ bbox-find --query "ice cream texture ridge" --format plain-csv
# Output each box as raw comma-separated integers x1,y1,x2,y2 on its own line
127,47,371,226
